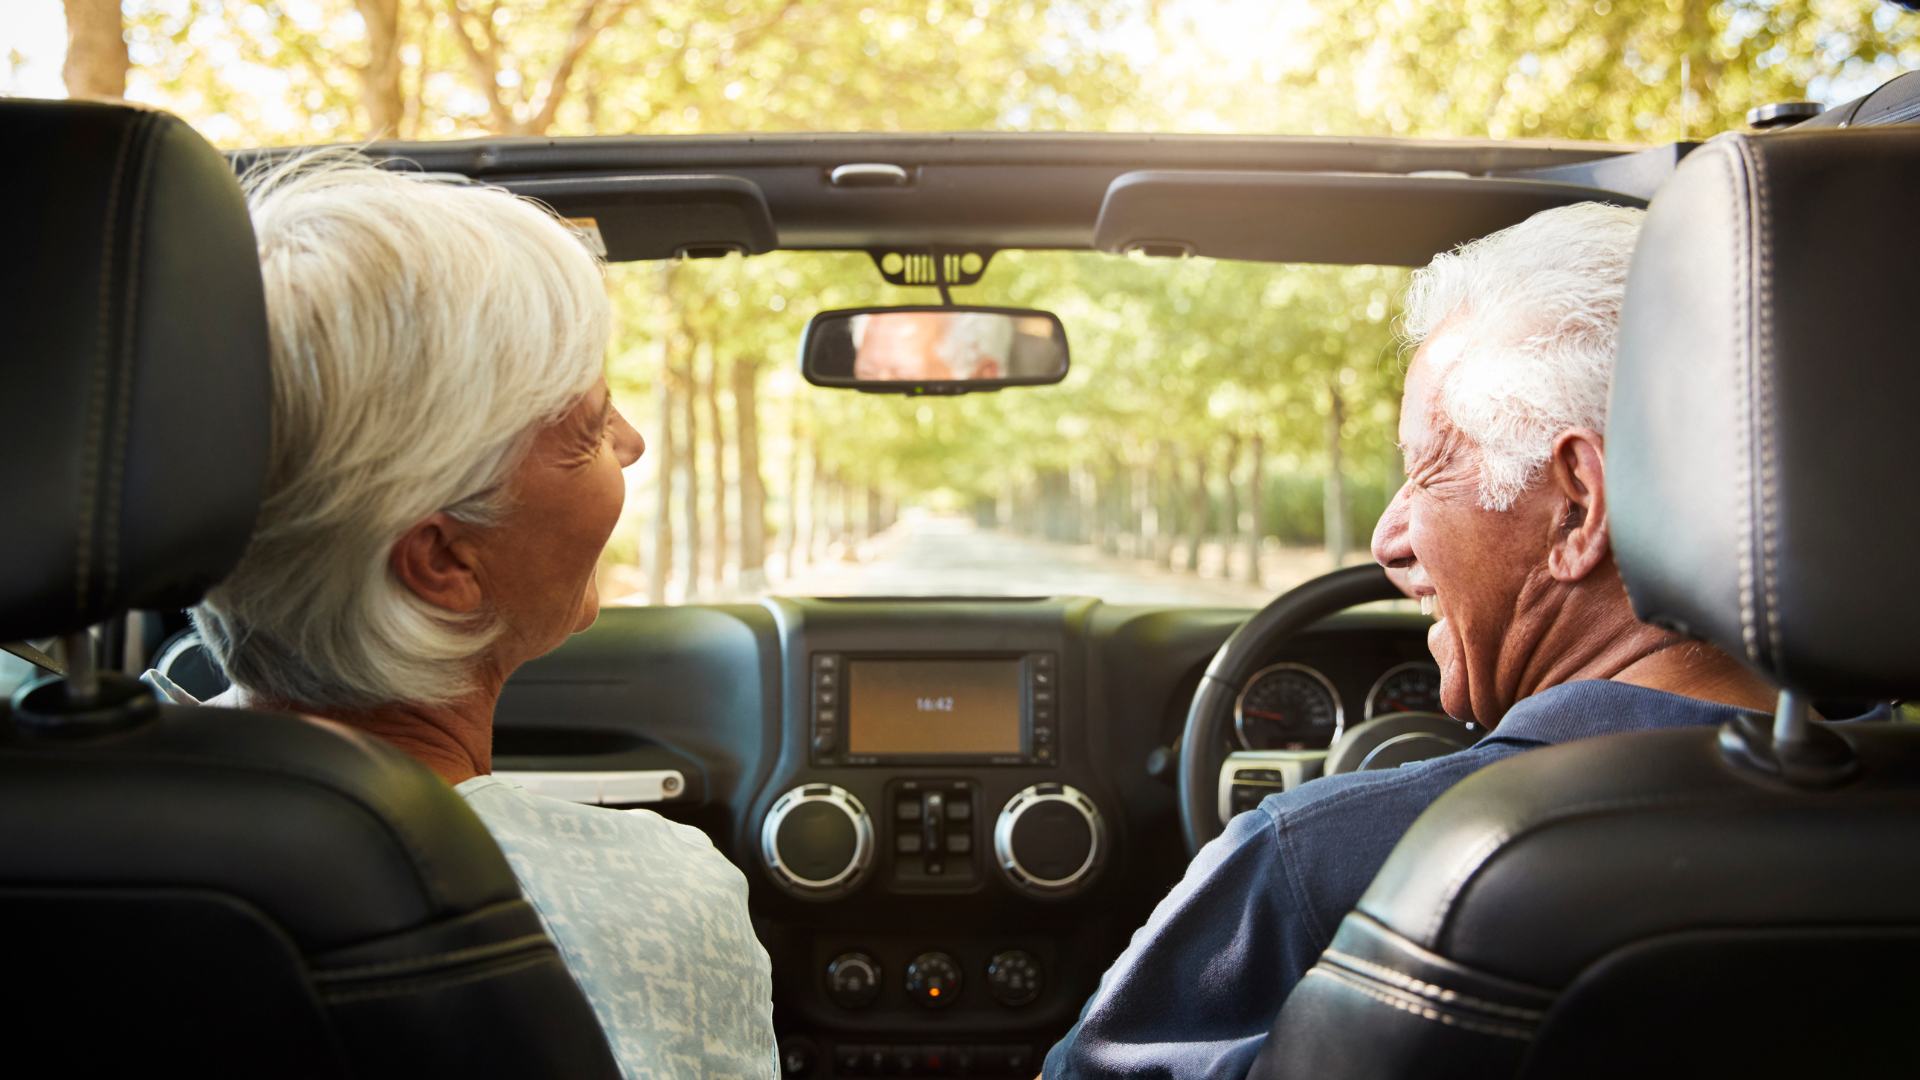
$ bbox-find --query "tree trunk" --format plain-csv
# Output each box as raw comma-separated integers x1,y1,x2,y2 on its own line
783,396,802,580
680,351,701,598
1153,446,1176,567
732,359,767,591
865,486,881,542
1244,434,1265,584
1131,463,1149,560
1185,451,1207,574
808,455,825,565
1324,383,1350,568
704,347,728,592
649,366,675,605
352,0,406,136
1221,435,1241,580
838,479,855,553
61,0,128,100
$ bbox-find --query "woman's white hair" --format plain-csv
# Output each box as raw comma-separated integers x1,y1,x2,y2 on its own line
1401,202,1645,511
193,152,609,709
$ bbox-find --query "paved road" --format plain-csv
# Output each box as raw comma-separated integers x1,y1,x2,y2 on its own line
776,514,1324,607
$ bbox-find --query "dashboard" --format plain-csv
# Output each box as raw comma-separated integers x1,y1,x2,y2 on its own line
492,596,1432,1078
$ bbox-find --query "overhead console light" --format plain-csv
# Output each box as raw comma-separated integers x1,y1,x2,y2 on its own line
504,174,777,262
1092,169,1644,267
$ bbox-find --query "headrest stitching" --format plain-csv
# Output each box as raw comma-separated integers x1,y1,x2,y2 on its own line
1748,140,1784,670
75,114,146,620
1723,139,1760,666
104,116,164,604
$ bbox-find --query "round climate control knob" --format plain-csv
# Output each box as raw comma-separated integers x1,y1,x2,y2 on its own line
760,784,873,898
825,952,882,1010
904,951,961,1009
987,949,1044,1007
993,783,1106,897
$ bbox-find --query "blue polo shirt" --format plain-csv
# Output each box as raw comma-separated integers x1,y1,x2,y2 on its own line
1044,680,1813,1080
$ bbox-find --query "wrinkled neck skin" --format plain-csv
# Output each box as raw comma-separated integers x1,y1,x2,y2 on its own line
220,661,506,787
1477,561,1777,727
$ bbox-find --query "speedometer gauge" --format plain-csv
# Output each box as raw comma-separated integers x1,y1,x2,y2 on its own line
1365,661,1443,719
1234,663,1344,750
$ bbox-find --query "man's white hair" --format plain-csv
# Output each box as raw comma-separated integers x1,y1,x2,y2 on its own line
1401,202,1645,511
193,153,609,709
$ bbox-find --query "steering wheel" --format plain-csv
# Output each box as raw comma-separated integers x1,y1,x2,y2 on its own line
1177,564,1474,854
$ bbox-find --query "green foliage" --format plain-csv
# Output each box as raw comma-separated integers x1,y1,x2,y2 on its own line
89,0,1920,584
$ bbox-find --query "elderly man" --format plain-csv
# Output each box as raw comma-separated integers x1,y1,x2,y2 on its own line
1042,202,1786,1079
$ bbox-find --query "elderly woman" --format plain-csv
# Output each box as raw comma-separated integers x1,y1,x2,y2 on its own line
144,156,776,1079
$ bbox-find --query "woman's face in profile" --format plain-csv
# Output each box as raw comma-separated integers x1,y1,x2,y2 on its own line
481,378,645,666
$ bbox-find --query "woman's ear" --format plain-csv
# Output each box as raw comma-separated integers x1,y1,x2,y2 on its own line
1545,428,1610,583
390,513,485,614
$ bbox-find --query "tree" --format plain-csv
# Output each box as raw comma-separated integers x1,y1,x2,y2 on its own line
62,0,128,99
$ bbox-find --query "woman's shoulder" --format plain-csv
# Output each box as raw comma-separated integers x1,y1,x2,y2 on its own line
458,776,727,861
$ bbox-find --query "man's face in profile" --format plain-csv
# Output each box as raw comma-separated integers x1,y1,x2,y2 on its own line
1371,324,1557,726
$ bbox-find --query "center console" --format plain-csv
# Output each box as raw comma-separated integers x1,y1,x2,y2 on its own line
751,598,1127,1077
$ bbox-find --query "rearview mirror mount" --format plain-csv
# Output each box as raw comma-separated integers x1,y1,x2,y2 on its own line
800,306,1069,395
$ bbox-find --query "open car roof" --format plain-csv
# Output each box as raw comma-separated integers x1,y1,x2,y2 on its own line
237,132,1687,267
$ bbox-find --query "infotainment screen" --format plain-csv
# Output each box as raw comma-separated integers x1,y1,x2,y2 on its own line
846,659,1024,757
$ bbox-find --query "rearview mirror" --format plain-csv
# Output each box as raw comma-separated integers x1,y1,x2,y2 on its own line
800,306,1069,394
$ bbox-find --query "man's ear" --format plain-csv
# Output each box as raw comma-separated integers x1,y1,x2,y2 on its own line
389,513,485,614
1545,428,1609,583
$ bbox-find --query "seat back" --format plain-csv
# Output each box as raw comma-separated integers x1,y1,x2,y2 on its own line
0,99,617,1079
1254,118,1920,1078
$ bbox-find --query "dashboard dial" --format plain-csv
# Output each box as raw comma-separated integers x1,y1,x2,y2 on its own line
1365,661,1444,719
1234,663,1344,750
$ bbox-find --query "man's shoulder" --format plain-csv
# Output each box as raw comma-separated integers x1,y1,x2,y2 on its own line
1257,745,1507,833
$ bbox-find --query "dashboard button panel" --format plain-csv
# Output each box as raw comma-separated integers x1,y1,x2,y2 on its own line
889,779,977,887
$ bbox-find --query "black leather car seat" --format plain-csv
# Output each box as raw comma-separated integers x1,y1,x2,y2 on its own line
0,100,619,1079
1251,126,1920,1078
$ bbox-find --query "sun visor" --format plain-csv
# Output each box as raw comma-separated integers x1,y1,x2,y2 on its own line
506,174,777,261
1093,170,1645,267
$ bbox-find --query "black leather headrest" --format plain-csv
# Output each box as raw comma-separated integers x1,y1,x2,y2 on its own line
1609,127,1920,699
0,101,269,642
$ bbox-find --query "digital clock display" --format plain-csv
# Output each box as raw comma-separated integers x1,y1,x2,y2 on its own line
846,659,1024,756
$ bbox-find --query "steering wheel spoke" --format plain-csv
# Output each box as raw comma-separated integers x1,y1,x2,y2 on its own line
1218,750,1329,825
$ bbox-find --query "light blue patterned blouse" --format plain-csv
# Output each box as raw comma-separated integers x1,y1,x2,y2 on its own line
455,776,778,1080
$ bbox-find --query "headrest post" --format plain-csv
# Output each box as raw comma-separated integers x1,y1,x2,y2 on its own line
61,631,98,708
1717,688,1858,790
1773,689,1812,750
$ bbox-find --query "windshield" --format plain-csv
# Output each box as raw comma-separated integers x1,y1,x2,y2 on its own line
595,252,1405,606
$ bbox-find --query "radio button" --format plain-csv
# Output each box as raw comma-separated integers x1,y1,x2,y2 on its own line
896,832,922,854
945,798,971,822
896,798,922,821
946,833,971,854
1034,726,1053,745
811,731,836,754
